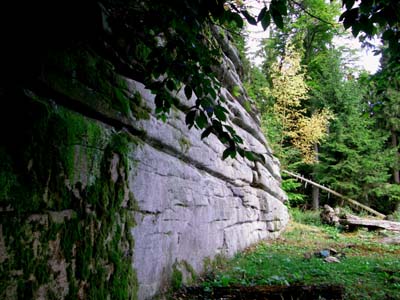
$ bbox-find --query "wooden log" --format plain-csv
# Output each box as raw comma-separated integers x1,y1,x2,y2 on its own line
340,214,400,232
282,170,386,219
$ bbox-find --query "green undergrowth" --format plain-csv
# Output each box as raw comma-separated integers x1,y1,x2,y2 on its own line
196,208,400,300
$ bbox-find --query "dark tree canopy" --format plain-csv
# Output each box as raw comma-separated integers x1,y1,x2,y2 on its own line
1,0,399,160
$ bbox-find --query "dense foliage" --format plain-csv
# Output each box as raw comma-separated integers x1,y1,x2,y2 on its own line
247,0,399,214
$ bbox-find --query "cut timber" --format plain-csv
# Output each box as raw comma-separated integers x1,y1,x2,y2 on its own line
283,170,386,219
341,214,400,232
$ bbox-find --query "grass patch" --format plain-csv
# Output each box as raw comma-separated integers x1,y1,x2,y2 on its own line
191,209,400,300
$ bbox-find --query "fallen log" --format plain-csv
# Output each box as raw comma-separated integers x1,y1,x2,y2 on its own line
282,170,386,219
340,214,400,232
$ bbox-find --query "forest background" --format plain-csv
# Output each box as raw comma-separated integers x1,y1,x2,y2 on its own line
232,0,400,216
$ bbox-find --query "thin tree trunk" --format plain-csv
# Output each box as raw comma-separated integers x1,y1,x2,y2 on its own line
392,131,399,184
392,130,400,212
312,185,319,210
312,143,319,211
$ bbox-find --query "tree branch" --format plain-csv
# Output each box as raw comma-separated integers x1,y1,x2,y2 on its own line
289,0,336,26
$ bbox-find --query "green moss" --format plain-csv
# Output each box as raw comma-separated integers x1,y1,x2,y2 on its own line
231,85,241,97
114,87,131,115
203,254,228,273
62,131,138,300
0,147,17,202
130,92,151,120
45,47,150,122
178,136,191,154
52,109,103,182
181,260,197,282
1,96,138,299
243,101,252,113
35,259,51,285
171,263,183,290
169,260,197,292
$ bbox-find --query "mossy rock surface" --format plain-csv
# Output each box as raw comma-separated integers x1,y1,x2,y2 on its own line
0,92,138,300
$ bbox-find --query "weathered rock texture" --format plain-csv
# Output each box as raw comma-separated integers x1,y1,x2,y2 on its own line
0,5,288,300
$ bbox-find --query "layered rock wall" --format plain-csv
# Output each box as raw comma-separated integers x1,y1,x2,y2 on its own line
0,18,288,300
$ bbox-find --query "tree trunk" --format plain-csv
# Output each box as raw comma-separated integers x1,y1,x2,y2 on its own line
312,185,319,210
392,130,399,184
312,143,320,210
392,130,400,212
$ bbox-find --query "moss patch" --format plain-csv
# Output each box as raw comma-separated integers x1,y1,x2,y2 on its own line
44,46,150,120
178,136,191,154
0,93,138,300
170,260,198,293
181,260,197,283
171,263,183,290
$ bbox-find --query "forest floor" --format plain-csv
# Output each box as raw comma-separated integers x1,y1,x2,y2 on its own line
172,209,400,300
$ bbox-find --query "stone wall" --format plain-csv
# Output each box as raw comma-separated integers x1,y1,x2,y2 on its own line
0,18,288,300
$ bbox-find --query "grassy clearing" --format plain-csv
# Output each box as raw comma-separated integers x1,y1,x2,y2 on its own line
198,209,400,300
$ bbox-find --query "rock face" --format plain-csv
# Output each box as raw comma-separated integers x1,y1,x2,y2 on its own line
129,82,289,298
126,30,289,298
0,10,288,300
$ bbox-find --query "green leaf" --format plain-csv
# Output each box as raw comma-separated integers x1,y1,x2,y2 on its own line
257,7,267,22
244,150,256,161
166,79,175,91
241,150,265,163
222,147,236,160
201,126,213,139
371,12,387,26
241,10,257,26
195,111,208,129
184,85,193,99
214,106,227,122
261,11,271,31
344,0,355,10
340,8,359,29
212,120,223,131
200,98,213,109
230,11,244,28
359,0,373,13
219,131,231,144
270,7,284,29
351,23,361,37
209,87,217,100
257,153,266,163
185,110,196,126
272,0,287,16
359,15,375,36
233,134,243,144
224,125,235,135
155,94,163,108
382,29,395,41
